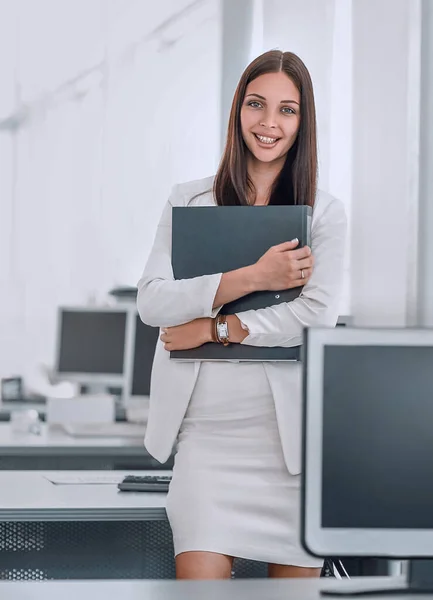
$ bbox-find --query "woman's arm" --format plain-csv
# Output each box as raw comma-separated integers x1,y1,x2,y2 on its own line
212,239,310,308
212,267,256,309
231,197,347,348
137,185,258,328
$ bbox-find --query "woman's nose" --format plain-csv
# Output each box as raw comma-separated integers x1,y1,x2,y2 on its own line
259,112,277,129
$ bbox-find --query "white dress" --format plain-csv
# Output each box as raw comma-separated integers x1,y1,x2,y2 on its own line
165,361,322,567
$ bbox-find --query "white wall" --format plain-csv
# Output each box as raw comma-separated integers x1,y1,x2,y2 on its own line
351,0,421,326
0,0,221,381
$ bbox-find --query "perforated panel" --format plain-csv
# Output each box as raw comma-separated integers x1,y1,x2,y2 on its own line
0,521,175,580
0,522,45,552
232,558,268,578
1,569,47,581
0,521,303,580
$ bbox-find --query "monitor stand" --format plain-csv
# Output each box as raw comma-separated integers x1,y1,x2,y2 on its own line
322,560,433,596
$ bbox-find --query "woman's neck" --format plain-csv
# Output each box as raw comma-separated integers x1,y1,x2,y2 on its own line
247,154,285,205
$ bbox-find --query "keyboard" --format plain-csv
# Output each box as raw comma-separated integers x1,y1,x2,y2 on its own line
63,422,144,438
117,474,172,492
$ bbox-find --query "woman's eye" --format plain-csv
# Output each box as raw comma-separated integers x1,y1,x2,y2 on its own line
248,101,262,108
281,106,296,114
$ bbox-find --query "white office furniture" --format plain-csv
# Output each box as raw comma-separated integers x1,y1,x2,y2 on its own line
0,577,413,600
0,470,167,521
0,423,173,470
0,470,265,580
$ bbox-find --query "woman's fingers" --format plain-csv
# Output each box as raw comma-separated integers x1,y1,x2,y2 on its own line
296,255,315,270
287,245,311,260
292,267,313,287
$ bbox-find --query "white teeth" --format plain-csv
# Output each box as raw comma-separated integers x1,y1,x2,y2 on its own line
256,134,278,144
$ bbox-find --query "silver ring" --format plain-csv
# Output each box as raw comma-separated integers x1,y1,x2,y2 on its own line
301,269,305,279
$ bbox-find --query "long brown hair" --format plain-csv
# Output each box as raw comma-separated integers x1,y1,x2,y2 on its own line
214,50,317,207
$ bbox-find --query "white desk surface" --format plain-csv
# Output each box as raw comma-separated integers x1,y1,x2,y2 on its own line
0,577,420,600
0,470,169,521
0,423,144,449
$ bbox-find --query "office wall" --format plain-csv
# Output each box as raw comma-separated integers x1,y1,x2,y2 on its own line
351,0,421,326
0,0,221,381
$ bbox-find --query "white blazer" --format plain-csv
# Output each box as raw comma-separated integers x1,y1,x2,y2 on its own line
137,175,347,474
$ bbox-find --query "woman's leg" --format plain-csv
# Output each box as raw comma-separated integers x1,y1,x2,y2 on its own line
176,551,234,580
268,564,322,578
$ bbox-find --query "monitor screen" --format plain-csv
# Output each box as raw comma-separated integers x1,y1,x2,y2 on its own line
131,315,159,396
321,344,433,530
57,310,127,375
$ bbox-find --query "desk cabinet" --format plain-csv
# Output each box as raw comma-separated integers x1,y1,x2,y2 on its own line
0,471,267,581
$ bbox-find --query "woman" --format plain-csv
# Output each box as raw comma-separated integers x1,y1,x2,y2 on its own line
137,50,346,579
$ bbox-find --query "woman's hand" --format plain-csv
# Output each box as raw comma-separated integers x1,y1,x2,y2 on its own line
160,318,214,351
251,239,314,291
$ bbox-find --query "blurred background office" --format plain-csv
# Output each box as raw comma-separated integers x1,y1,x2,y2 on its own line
0,0,431,408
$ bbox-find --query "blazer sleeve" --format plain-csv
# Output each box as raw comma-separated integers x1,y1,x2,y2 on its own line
136,185,223,328
235,197,347,348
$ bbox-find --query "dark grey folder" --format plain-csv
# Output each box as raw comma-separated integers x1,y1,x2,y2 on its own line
170,205,311,361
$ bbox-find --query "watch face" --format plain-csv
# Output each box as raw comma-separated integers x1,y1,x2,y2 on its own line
217,322,229,339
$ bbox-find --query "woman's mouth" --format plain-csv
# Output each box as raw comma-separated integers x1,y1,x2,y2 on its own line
253,133,280,148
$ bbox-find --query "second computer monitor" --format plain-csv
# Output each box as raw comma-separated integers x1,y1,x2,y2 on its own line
55,307,129,386
130,314,159,398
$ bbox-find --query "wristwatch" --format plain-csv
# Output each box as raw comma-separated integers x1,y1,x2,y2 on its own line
215,315,230,346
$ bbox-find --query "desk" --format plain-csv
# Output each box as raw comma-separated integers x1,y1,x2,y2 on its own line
0,470,265,580
0,400,131,422
0,401,47,421
0,399,134,422
0,578,422,600
0,423,174,470
0,470,172,580
0,470,167,521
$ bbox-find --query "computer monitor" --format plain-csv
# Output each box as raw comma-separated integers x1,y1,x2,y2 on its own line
302,327,433,596
128,313,159,399
54,307,131,387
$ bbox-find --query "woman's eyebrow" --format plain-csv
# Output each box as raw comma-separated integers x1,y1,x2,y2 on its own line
246,93,299,106
246,93,266,100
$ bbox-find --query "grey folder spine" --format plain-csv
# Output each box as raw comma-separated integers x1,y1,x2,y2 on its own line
171,205,312,361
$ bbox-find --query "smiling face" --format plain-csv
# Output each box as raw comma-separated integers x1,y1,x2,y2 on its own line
240,71,301,166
